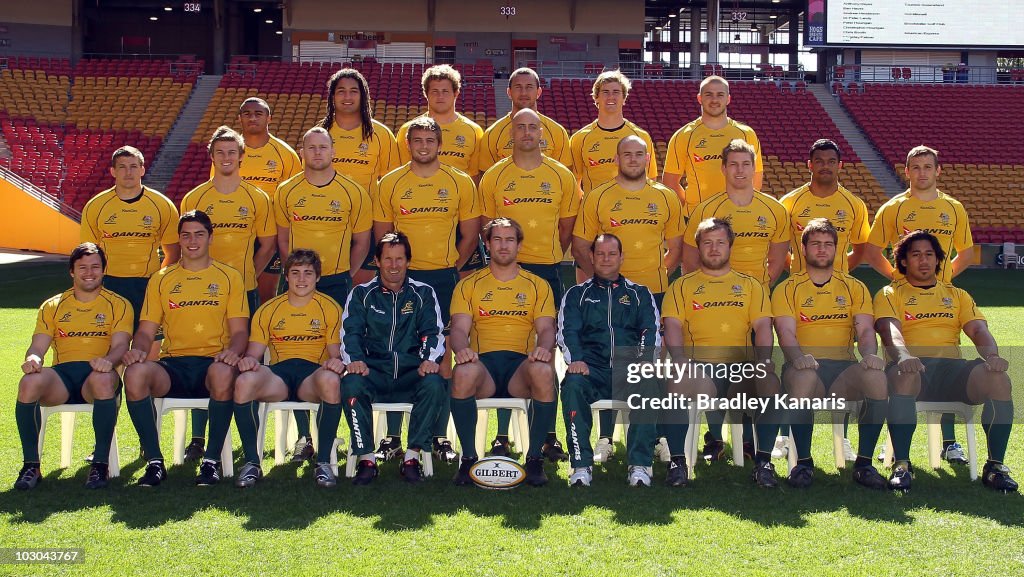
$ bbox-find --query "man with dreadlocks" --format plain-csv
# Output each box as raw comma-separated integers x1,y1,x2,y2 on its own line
317,68,400,285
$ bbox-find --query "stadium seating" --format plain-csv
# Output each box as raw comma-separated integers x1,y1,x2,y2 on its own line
839,83,1024,238
0,57,199,211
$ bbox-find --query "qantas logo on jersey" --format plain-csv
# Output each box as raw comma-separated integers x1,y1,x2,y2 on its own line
332,157,370,166
478,307,528,317
692,153,722,164
693,300,744,309
271,334,320,342
168,299,219,309
400,205,448,214
292,212,344,222
245,176,278,184
610,218,659,226
57,329,107,338
904,226,951,236
503,196,551,205
800,312,849,322
736,231,771,238
439,150,467,159
587,157,614,167
102,231,150,238
904,310,954,320
212,222,249,230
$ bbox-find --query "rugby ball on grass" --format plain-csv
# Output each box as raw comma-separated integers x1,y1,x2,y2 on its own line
469,456,526,489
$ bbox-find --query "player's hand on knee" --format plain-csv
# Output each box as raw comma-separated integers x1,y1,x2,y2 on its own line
215,349,241,367
323,358,346,374
794,354,818,371
122,348,147,367
90,357,113,373
418,360,439,376
983,354,1009,373
896,355,924,374
567,361,589,375
528,347,552,363
860,353,885,371
454,348,478,365
22,354,42,374
237,356,260,372
346,361,369,376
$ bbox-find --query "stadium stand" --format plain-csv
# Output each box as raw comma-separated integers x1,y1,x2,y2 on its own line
0,57,200,211
838,83,1024,238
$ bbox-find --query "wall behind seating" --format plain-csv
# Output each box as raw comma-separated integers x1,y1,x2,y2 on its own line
0,178,79,255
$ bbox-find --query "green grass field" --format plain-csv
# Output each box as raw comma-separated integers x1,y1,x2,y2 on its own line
1,262,1023,576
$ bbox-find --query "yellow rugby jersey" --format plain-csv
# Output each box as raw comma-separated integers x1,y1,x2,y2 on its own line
274,172,372,276
180,180,275,291
374,164,480,270
664,118,763,208
568,119,658,193
780,183,870,275
478,112,571,172
873,279,983,359
479,156,580,265
328,120,400,193
250,292,341,364
575,180,685,293
683,191,790,284
867,190,973,284
141,262,248,358
451,267,555,355
81,187,179,278
662,270,771,363
210,134,301,195
396,113,484,176
34,288,133,364
771,272,873,361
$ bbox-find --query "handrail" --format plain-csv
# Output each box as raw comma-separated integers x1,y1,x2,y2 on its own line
0,166,82,223
827,64,1021,85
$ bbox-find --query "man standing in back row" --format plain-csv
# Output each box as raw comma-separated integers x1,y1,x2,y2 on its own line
662,75,763,213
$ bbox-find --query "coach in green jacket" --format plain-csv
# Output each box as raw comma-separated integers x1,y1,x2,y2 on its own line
557,233,661,488
340,232,447,485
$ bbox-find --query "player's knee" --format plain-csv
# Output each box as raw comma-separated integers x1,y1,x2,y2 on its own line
784,368,818,398
314,369,341,399
122,364,152,399
419,374,446,401
233,372,258,402
527,359,554,383
339,374,367,401
860,368,889,399
888,371,920,396
984,371,1012,400
86,372,119,400
452,363,482,396
560,373,587,398
206,363,235,399
17,373,47,402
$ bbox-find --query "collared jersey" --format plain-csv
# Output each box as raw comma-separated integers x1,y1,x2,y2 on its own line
575,180,685,293
480,156,580,265
478,111,571,172
81,187,179,278
661,269,771,363
34,288,133,364
328,120,400,193
873,279,983,359
867,190,973,284
771,272,873,361
140,262,249,358
779,183,870,275
250,292,341,364
664,117,763,208
396,113,484,176
210,134,301,195
684,191,790,283
180,180,275,291
374,164,480,270
451,267,555,355
275,172,372,276
568,119,658,193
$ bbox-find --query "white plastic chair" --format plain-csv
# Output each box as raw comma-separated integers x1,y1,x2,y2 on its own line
472,398,531,459
590,399,630,443
38,403,120,478
883,401,978,481
684,406,745,472
344,402,435,478
255,401,320,466
153,397,234,477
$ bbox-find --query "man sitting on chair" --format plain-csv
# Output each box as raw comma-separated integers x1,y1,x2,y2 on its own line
339,231,447,485
14,243,133,490
449,217,558,487
121,210,249,487
232,249,345,489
